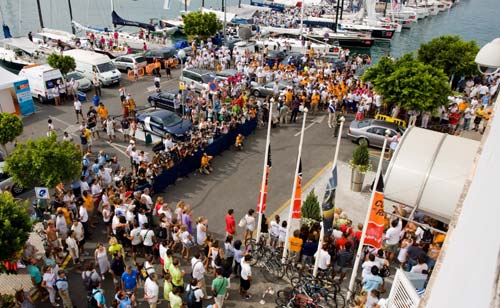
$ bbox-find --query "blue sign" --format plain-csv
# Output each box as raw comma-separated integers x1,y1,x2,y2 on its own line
14,79,35,116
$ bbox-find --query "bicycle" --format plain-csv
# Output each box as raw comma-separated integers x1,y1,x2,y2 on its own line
244,237,269,266
276,287,329,308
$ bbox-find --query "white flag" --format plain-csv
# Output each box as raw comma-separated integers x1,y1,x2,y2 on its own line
163,0,171,9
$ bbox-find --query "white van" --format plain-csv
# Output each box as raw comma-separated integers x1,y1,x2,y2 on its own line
18,64,64,103
64,49,121,86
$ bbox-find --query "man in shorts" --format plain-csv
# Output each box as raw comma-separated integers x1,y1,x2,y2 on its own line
239,255,252,299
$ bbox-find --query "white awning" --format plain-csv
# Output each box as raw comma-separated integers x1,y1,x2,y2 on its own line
0,66,25,90
384,126,479,222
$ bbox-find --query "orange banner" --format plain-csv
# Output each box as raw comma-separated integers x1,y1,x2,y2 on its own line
364,191,385,248
291,175,302,219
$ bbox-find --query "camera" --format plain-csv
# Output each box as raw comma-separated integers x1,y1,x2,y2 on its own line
475,38,500,76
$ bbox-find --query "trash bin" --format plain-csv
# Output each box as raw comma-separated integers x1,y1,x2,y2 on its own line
77,91,86,102
145,133,152,145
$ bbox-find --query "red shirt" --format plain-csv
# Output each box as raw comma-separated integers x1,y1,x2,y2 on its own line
225,214,236,235
335,237,353,250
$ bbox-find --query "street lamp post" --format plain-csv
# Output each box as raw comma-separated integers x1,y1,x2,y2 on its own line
178,49,186,118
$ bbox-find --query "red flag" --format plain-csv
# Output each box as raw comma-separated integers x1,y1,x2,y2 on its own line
364,175,385,248
257,145,272,213
291,160,302,219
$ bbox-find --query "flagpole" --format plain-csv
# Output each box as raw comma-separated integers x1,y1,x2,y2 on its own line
256,101,273,242
283,108,308,262
346,130,390,300
313,116,345,277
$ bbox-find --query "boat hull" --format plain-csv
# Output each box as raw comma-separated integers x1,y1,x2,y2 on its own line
0,58,26,74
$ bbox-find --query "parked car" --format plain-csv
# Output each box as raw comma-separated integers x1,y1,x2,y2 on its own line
0,151,25,195
250,80,291,97
112,54,147,72
137,109,192,140
347,119,405,148
143,47,190,67
147,89,179,111
280,52,304,66
215,69,239,81
65,71,92,92
265,50,287,67
181,68,216,92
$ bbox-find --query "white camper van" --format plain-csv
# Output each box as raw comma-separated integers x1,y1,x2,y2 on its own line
63,49,121,86
18,64,64,103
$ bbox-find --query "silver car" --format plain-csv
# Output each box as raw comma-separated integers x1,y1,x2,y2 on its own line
66,71,92,92
250,80,290,97
113,54,148,72
347,119,405,148
0,158,24,196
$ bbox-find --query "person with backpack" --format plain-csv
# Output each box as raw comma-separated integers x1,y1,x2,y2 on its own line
191,252,209,299
82,262,102,295
186,278,204,308
211,268,229,307
144,273,160,308
90,282,106,308
54,271,73,308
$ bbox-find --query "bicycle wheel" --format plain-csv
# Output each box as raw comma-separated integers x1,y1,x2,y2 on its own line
331,292,346,308
262,263,275,282
290,276,302,288
271,259,286,279
276,297,291,308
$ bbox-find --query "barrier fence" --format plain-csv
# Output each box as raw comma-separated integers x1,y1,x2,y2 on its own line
152,117,258,193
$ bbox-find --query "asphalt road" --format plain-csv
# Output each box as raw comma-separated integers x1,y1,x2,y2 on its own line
17,68,359,307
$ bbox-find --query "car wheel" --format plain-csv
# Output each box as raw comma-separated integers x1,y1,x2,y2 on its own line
253,90,261,97
11,184,24,195
37,95,44,104
126,67,131,72
357,137,369,147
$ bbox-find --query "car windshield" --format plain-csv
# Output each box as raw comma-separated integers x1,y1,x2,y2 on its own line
201,74,215,83
135,56,146,63
162,113,182,126
96,62,116,73
160,92,175,100
357,120,372,128
67,72,82,79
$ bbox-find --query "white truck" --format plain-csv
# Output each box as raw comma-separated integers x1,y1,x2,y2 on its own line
18,64,64,103
63,49,121,86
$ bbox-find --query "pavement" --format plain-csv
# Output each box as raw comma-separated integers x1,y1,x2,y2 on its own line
9,66,486,307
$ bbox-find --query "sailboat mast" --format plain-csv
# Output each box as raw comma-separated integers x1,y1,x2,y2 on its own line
340,0,345,20
36,0,44,29
68,0,75,34
299,2,304,40
111,0,115,31
334,0,340,33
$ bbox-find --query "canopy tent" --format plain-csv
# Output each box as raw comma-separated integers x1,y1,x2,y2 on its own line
384,126,479,222
0,66,34,115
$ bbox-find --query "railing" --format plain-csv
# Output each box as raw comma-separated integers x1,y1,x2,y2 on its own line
386,269,421,308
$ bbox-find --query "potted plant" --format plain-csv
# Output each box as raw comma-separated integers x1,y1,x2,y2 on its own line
349,139,372,192
301,189,322,227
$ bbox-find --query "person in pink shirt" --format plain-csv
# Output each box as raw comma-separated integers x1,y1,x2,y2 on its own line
225,209,236,236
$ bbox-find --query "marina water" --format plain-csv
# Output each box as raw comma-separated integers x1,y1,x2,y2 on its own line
1,0,499,62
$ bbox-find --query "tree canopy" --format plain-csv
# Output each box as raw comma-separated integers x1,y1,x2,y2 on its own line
0,192,32,272
362,54,451,112
4,135,82,188
182,12,222,40
0,113,23,151
417,35,480,78
47,53,76,75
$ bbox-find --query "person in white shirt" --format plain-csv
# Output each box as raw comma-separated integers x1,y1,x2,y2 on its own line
463,106,473,131
410,256,429,275
196,218,208,246
239,255,252,299
383,218,402,262
74,98,83,123
191,252,208,298
361,254,378,280
144,273,159,307
66,231,81,272
186,278,204,306
138,208,149,229
269,215,281,248
315,244,331,271
140,223,155,257
243,209,256,242
98,165,112,188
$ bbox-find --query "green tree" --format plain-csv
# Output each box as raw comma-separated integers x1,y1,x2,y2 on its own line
46,53,76,75
302,189,322,226
182,12,222,40
362,54,451,112
350,140,372,173
0,192,32,273
4,135,82,188
417,35,480,78
0,112,23,154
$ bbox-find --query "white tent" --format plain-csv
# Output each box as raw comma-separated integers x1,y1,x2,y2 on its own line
0,66,34,115
384,126,479,222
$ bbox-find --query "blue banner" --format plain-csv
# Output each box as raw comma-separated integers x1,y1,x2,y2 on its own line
14,79,35,116
153,117,257,193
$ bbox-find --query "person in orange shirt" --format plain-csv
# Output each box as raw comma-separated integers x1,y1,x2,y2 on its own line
200,153,213,175
311,91,320,115
96,102,108,128
288,230,303,262
235,134,244,150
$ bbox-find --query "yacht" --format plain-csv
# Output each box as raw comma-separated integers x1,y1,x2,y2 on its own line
0,37,49,73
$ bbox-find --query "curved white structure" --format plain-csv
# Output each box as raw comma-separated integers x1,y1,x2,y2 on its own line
384,127,479,222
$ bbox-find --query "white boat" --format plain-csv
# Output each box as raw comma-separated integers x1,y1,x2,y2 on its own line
0,37,50,72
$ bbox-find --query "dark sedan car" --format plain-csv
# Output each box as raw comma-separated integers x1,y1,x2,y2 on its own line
137,109,192,140
147,89,179,111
